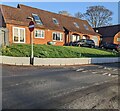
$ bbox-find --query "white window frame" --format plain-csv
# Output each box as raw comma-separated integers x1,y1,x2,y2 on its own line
32,13,43,25
34,29,45,39
52,32,63,41
73,22,79,28
83,24,89,30
52,18,59,25
13,27,25,43
117,37,120,42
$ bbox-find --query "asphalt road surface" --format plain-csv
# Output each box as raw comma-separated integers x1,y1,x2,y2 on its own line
2,63,119,110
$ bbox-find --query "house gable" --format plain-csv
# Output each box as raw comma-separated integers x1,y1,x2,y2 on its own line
0,5,6,27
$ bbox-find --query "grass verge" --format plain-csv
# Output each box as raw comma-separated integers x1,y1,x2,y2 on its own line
1,44,119,58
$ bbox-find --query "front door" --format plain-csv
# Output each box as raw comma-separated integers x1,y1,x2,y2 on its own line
92,36,98,46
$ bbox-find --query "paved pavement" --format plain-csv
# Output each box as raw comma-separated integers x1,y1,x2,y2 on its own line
2,63,119,109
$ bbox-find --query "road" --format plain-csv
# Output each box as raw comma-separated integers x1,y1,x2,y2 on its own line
2,63,119,109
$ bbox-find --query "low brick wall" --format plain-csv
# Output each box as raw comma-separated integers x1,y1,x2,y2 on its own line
91,57,119,64
0,56,30,65
0,56,120,66
34,57,120,66
34,58,91,66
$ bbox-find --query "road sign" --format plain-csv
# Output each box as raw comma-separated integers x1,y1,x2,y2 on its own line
29,21,34,32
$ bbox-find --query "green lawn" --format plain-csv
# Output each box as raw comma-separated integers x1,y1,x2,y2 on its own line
1,44,119,58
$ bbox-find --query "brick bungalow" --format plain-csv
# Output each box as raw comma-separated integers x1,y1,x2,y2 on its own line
94,25,120,45
0,4,100,46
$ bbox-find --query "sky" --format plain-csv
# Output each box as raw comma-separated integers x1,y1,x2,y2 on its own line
1,2,119,25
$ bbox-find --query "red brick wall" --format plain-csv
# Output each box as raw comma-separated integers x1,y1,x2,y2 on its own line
114,32,120,44
6,24,100,46
102,37,113,44
101,32,120,45
6,24,65,46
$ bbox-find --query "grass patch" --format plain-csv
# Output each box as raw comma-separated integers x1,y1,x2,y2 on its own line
1,44,119,58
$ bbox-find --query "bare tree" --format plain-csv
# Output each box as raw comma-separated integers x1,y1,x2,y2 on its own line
58,11,71,16
74,12,84,19
83,6,113,28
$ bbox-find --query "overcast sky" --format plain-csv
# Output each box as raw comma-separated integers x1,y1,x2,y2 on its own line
1,2,119,25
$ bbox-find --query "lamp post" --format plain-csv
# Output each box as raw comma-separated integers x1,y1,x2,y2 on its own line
27,17,34,65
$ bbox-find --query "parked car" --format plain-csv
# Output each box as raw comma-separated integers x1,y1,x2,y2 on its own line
73,39,95,48
69,41,78,46
100,43,120,52
117,45,120,52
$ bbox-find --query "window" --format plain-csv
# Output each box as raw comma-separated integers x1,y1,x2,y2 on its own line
117,37,120,42
73,22,79,28
52,32,63,41
52,18,59,25
13,27,25,43
70,35,80,42
76,35,80,41
83,24,89,30
35,30,45,38
32,13,43,25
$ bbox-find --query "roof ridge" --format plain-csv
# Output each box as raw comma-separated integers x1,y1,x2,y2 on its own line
95,24,120,28
0,4,21,12
1,4,17,9
18,4,85,22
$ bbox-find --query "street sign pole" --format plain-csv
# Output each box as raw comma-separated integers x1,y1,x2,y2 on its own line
29,20,34,65
30,31,34,65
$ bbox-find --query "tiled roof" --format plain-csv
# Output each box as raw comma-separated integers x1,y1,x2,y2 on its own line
0,4,100,36
94,25,120,38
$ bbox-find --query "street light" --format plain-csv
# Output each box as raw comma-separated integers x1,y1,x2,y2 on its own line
27,16,34,65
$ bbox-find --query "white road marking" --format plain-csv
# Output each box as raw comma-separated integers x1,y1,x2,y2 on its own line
113,69,117,71
107,68,112,70
104,67,107,69
104,67,113,70
108,74,111,76
82,70,88,72
102,72,108,75
10,83,24,87
92,72,97,74
76,68,84,72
